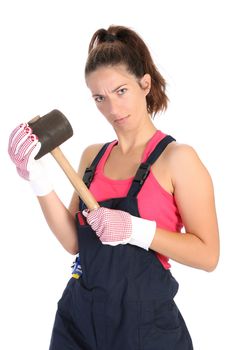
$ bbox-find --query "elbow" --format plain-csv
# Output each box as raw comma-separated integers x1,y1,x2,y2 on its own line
199,236,220,272
205,260,219,272
63,241,79,255
67,246,79,255
204,263,217,273
202,253,220,272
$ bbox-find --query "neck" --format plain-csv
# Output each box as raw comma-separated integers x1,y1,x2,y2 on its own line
114,119,157,155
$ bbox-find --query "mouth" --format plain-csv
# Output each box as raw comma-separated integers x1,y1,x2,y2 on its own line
114,115,130,124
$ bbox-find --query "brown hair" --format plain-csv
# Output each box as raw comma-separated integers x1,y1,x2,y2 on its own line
85,25,168,117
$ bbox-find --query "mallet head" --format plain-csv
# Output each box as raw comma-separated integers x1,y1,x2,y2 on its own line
28,109,73,160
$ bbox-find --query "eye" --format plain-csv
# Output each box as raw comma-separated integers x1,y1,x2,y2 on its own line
117,88,127,95
94,96,104,103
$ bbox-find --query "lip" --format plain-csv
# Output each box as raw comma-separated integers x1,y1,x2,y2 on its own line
114,115,130,123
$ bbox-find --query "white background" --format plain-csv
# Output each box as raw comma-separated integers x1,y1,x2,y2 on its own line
0,1,232,349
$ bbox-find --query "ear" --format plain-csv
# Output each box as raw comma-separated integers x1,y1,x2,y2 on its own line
139,73,151,95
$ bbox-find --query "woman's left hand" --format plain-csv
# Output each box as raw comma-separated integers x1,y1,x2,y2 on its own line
83,207,156,250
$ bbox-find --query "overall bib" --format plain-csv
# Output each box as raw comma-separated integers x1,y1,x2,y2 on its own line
49,135,193,350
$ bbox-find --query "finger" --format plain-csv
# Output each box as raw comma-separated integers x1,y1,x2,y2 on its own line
82,209,90,218
8,125,32,158
16,140,41,179
14,135,40,164
85,208,102,225
8,123,28,148
29,138,41,160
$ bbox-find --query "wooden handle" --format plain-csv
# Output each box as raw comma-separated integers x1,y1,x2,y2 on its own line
51,147,99,210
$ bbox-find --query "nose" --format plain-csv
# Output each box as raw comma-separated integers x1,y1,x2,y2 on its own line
107,97,120,118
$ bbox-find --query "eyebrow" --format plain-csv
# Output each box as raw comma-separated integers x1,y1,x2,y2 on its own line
92,84,127,97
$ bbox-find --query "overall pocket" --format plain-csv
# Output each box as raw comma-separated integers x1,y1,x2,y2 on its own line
57,277,75,317
139,300,192,350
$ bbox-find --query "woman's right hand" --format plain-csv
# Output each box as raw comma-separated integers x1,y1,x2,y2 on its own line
8,123,53,196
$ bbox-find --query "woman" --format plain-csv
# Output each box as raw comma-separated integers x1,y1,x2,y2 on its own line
8,25,219,349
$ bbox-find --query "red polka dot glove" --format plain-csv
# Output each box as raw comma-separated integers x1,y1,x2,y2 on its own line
8,123,53,196
83,207,156,250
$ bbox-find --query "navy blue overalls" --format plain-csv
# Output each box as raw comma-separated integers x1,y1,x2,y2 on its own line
49,135,193,350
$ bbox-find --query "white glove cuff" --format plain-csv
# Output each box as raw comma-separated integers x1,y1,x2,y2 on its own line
130,215,156,250
30,176,53,196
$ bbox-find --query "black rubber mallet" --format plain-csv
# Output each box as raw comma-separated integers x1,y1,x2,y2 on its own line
28,109,99,210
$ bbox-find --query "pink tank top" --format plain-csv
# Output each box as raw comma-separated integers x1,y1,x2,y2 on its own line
89,130,183,269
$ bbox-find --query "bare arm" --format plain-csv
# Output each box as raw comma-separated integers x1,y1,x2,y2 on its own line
36,144,103,254
150,144,220,272
38,191,78,254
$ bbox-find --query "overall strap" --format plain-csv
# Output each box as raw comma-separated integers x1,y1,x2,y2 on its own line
83,142,112,188
127,135,175,197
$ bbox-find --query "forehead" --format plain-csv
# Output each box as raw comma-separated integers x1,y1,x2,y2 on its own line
86,65,138,91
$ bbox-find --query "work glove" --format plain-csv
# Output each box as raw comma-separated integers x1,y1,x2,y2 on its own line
8,123,53,196
83,207,156,250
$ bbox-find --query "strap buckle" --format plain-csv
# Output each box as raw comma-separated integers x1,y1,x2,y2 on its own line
83,166,95,186
133,163,150,185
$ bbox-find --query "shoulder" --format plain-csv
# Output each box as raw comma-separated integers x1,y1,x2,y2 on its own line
165,141,212,189
166,142,201,166
79,143,106,170
77,141,115,177
82,143,106,163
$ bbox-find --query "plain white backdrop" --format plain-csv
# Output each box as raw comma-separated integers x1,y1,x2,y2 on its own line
0,1,232,349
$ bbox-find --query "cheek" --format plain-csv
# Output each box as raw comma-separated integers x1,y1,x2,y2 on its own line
97,104,108,116
95,104,110,120
128,94,143,112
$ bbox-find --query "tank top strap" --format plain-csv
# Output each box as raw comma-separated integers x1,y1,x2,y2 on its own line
127,135,176,197
83,142,113,188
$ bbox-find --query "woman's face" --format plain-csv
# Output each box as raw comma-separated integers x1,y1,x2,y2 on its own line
86,65,151,131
